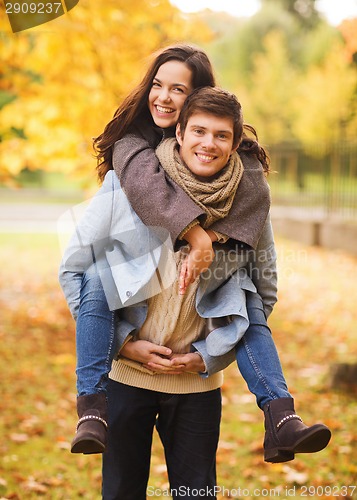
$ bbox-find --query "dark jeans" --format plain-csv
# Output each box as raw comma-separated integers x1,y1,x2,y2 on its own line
102,381,222,500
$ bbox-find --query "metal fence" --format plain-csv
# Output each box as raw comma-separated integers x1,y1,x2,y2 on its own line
268,141,357,221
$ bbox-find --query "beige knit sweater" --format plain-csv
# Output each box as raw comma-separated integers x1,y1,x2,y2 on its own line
110,249,223,393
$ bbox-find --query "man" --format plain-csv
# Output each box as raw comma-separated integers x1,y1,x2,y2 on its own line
60,87,330,500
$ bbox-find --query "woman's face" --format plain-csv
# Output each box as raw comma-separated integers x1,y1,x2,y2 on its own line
148,60,193,129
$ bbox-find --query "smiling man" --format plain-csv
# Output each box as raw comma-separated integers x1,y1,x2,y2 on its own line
175,87,242,180
176,111,237,180
155,86,245,291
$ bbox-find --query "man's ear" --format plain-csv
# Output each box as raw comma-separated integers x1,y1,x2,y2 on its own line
231,141,240,154
176,123,183,146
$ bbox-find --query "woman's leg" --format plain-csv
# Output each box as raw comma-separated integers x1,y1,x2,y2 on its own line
72,269,117,454
76,269,117,396
235,291,291,410
157,389,221,500
102,381,159,500
237,291,331,463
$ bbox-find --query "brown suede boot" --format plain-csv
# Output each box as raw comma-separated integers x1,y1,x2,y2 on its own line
71,392,108,454
263,397,331,463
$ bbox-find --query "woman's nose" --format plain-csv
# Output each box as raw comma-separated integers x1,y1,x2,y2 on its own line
158,88,171,102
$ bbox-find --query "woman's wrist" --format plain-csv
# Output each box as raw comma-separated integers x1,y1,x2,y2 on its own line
205,229,218,243
184,224,212,249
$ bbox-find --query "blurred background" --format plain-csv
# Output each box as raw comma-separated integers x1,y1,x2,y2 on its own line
0,1,356,498
1,0,357,250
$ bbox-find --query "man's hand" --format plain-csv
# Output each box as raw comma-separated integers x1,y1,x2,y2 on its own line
121,340,184,374
170,352,206,373
121,340,205,374
180,225,214,295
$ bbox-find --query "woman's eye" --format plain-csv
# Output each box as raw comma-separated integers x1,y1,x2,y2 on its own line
173,87,184,93
152,82,161,88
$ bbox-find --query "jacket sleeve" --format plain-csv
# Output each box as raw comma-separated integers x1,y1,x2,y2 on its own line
247,214,278,317
191,339,236,376
113,134,206,244
58,173,115,320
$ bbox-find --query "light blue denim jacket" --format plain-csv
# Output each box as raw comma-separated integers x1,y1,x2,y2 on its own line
59,171,277,376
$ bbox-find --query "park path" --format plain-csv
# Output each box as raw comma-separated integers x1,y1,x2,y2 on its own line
0,202,74,233
0,200,318,233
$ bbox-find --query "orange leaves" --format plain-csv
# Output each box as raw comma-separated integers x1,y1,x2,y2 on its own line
339,18,357,62
0,232,357,496
0,0,212,183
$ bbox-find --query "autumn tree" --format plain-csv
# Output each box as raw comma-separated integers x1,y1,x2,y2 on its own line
0,0,211,184
261,0,321,28
339,17,357,63
292,40,357,151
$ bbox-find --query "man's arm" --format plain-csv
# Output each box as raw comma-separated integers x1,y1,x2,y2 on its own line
247,214,278,317
191,339,236,376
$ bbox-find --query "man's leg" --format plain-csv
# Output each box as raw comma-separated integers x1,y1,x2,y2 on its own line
157,389,221,500
102,380,158,500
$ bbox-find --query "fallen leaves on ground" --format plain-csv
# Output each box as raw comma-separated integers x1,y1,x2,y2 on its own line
0,234,356,499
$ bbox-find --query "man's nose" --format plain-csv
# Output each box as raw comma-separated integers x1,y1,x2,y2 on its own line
202,135,216,149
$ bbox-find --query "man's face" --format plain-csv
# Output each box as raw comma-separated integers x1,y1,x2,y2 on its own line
176,112,236,181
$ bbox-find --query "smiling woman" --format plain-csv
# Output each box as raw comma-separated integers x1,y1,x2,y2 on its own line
148,60,193,129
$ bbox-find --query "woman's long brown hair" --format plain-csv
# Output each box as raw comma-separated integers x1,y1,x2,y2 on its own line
93,44,216,182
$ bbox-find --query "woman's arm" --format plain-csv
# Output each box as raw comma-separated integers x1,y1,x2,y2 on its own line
178,225,216,294
113,134,206,244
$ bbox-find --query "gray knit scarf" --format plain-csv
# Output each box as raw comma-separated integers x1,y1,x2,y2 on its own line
156,138,244,228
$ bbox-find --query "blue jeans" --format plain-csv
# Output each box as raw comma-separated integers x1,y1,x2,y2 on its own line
236,291,291,409
102,381,221,500
76,269,117,396
76,272,291,407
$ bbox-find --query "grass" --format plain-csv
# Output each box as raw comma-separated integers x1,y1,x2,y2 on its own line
0,233,356,499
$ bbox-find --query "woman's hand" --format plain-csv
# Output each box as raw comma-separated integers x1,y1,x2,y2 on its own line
180,225,215,295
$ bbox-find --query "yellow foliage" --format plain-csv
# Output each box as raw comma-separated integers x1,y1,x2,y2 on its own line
292,41,357,152
0,0,211,181
237,31,297,144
